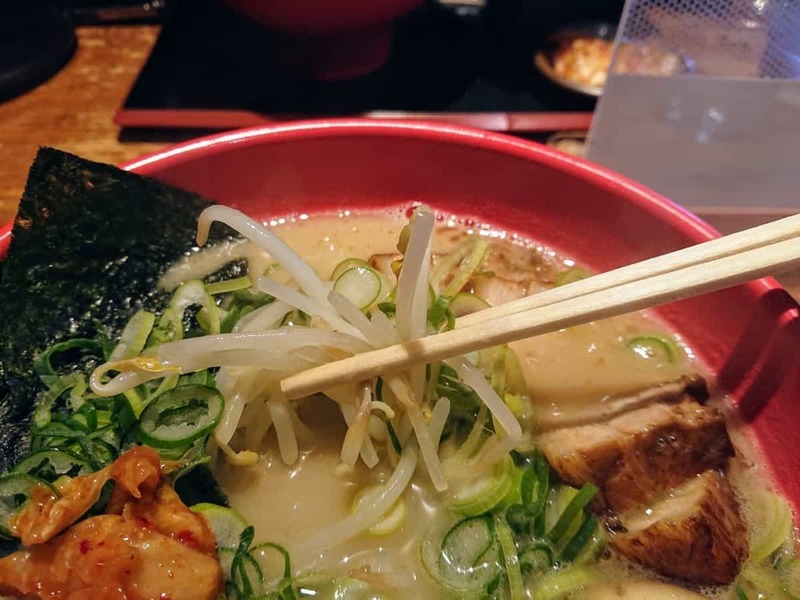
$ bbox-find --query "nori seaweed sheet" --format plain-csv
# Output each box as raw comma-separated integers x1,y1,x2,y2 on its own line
0,148,233,528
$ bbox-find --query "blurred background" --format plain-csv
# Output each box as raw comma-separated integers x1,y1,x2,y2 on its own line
1,0,799,245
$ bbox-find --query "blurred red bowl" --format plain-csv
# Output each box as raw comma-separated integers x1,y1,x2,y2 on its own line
1,120,798,507
220,0,424,79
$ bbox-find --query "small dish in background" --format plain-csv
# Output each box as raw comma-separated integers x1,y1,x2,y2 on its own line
546,130,587,157
534,21,690,97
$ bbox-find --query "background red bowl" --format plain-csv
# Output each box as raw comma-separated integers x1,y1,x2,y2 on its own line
1,120,798,507
219,0,424,80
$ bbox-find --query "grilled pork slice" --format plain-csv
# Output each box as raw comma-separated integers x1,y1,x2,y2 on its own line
367,253,400,281
470,274,548,307
612,470,748,585
537,385,733,513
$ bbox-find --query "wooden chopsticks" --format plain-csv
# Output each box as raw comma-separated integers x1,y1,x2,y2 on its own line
281,214,800,400
456,213,800,329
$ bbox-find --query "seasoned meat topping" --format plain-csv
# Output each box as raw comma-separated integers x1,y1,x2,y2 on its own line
0,447,222,600
612,471,748,585
538,384,731,513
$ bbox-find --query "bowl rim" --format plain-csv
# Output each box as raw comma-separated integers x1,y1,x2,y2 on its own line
0,118,780,302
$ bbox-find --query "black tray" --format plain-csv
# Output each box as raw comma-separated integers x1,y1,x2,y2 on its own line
118,0,623,132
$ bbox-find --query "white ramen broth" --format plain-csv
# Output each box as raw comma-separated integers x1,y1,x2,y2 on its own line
201,212,794,600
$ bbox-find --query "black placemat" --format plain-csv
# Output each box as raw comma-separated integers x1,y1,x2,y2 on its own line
118,0,624,131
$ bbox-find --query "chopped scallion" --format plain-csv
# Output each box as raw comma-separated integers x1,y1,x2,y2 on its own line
547,484,598,545
137,384,224,449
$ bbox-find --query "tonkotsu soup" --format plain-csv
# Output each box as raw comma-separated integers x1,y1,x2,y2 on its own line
0,204,796,600
160,208,798,599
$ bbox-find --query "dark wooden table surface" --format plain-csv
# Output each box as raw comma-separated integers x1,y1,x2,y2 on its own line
0,25,164,224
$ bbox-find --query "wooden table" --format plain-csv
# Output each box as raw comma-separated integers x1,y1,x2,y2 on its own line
0,25,164,224
1,24,797,298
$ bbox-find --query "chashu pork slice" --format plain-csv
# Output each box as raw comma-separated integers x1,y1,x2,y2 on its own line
612,470,748,585
536,381,733,514
470,273,549,307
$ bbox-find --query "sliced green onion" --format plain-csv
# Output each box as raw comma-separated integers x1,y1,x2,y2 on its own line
547,484,598,545
249,542,294,595
67,402,98,432
206,276,253,295
137,384,223,449
543,487,580,543
75,437,117,467
425,362,443,406
149,279,220,345
0,473,56,536
427,295,454,332
334,266,383,310
780,558,800,598
500,466,524,509
436,364,481,420
111,395,138,436
234,552,265,597
532,566,594,600
191,503,248,549
32,420,90,441
749,488,794,563
455,405,488,463
495,515,525,600
13,449,95,481
427,284,437,307
519,543,554,577
33,373,86,429
122,387,144,418
88,424,122,448
219,308,244,334
626,334,681,362
521,454,550,519
735,583,750,600
555,268,592,287
331,258,369,281
450,454,515,517
559,514,599,563
504,349,529,397
386,421,402,454
34,339,103,388
219,286,275,332
421,515,502,593
157,439,200,461
487,347,506,398
218,547,236,582
150,373,180,401
168,445,211,482
450,293,490,317
506,504,533,533
431,238,490,297
504,394,528,428
572,518,606,566
184,370,216,387
109,310,156,361
397,222,412,254
352,486,408,537
195,307,218,334
377,301,396,317
738,563,790,599
231,526,260,597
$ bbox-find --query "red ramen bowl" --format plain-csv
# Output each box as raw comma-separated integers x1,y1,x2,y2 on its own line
220,0,424,80
0,120,798,508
